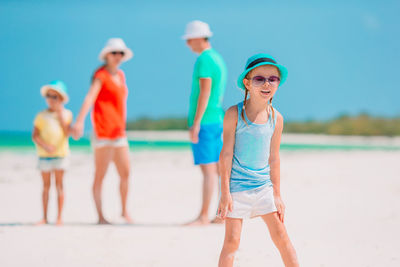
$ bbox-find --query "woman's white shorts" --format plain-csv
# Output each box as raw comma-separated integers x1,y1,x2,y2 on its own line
91,136,128,148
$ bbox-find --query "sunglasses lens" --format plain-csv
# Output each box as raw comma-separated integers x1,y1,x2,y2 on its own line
252,76,266,86
111,51,124,56
268,76,280,86
46,94,58,100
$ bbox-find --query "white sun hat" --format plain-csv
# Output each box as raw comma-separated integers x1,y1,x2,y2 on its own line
182,20,213,40
98,38,133,62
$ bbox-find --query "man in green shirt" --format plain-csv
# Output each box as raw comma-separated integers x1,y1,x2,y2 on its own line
182,20,227,225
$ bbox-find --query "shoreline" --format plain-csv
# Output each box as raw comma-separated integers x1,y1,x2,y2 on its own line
0,131,399,152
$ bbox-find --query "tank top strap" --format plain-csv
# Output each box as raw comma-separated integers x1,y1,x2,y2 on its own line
236,101,246,127
237,101,244,117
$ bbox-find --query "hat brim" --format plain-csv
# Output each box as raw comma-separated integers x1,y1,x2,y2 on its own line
181,32,213,40
40,85,69,103
237,62,288,90
98,47,134,62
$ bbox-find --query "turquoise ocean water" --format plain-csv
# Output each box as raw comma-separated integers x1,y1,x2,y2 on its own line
1,131,399,152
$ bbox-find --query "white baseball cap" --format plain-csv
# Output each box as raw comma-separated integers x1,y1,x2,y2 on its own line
98,38,133,62
182,20,213,40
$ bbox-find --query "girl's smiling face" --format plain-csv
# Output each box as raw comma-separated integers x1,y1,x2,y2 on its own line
243,65,280,101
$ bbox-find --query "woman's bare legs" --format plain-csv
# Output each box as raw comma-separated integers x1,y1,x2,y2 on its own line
218,218,243,267
261,212,299,266
93,146,114,224
37,171,51,225
54,169,65,226
113,145,132,223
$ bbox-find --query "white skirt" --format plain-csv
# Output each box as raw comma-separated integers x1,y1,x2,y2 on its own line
227,185,277,219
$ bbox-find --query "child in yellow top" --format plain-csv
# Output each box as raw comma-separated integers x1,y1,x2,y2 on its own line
32,80,72,226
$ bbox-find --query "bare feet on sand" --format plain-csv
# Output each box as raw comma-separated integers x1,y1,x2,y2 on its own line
122,213,134,224
184,216,210,226
210,217,224,224
35,219,47,226
98,218,111,225
56,218,63,226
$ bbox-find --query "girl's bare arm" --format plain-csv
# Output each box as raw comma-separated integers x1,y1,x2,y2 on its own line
32,127,54,153
56,110,72,136
269,111,285,222
218,105,238,218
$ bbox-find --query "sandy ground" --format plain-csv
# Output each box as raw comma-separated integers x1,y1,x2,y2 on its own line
0,148,399,267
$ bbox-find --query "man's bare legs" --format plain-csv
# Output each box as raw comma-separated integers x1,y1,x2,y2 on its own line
186,162,219,225
211,162,224,224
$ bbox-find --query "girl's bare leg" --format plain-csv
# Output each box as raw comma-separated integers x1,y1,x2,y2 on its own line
218,218,243,267
93,146,114,224
261,212,299,267
37,171,51,225
54,170,65,226
113,145,132,223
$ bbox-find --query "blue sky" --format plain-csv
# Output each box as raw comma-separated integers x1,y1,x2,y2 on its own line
1,0,399,131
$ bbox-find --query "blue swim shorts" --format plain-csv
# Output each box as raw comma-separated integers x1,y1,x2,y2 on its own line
191,123,223,165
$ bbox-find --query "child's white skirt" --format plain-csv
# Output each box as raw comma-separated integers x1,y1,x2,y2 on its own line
227,185,277,219
37,157,69,172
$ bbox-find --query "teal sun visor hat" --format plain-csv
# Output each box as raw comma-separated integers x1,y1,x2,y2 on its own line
237,53,288,90
40,80,69,103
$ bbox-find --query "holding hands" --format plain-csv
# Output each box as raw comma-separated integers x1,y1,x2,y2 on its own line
71,121,84,140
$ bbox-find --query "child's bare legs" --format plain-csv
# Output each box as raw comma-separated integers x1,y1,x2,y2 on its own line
113,146,132,223
261,212,299,267
37,171,51,225
186,162,219,226
54,170,64,226
218,218,243,267
93,146,114,224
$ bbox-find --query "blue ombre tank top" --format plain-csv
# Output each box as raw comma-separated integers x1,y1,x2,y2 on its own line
229,101,277,193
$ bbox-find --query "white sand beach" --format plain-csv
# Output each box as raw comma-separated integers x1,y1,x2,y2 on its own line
0,135,399,266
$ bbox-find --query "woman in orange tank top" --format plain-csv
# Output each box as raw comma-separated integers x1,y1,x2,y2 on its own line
72,38,134,224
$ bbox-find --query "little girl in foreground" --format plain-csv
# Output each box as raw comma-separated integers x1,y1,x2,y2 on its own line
32,80,72,226
217,54,299,266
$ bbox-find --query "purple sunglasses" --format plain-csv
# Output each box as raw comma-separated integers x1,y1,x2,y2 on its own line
251,75,280,87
